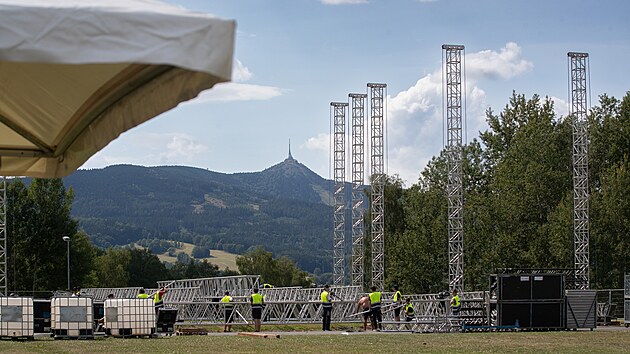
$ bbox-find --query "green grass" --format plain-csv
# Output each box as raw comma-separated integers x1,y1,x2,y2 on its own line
1,330,629,353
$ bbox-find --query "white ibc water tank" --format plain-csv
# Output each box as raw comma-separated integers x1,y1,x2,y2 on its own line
50,297,94,337
0,297,34,338
104,299,156,337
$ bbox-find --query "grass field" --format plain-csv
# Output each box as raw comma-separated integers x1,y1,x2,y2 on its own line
152,242,239,270
2,329,629,353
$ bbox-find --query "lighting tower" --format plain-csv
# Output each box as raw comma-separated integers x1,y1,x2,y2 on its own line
368,83,386,290
442,44,465,294
349,93,367,287
0,177,6,296
568,52,590,290
331,102,348,286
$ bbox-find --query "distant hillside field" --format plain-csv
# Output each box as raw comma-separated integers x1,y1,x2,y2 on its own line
155,242,239,271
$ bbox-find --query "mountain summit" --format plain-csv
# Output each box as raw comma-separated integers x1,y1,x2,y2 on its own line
234,149,332,205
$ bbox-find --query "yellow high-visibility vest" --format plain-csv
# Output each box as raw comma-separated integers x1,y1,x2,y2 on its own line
321,291,330,303
452,295,461,307
369,291,381,304
221,295,233,308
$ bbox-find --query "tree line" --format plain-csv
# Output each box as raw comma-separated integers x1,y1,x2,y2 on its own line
5,179,309,293
382,91,630,293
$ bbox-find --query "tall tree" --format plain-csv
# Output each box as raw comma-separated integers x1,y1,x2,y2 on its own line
236,246,310,287
7,178,85,293
589,92,630,288
480,93,572,270
127,248,169,288
94,248,131,287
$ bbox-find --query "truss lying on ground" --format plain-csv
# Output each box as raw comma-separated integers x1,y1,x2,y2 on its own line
83,276,486,332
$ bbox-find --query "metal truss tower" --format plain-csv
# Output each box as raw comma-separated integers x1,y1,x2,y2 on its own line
568,52,590,290
0,177,6,296
349,93,367,287
368,83,386,290
331,102,348,286
443,44,465,294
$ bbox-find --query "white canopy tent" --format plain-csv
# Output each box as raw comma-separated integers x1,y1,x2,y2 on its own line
0,0,236,177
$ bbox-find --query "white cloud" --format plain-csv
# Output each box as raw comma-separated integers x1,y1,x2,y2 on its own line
550,96,569,118
83,133,208,168
159,134,208,163
188,83,283,103
304,43,531,185
303,133,330,152
232,59,253,82
320,0,368,4
385,43,532,184
466,42,533,80
183,59,283,104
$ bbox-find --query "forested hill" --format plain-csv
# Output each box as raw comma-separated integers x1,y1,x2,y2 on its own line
63,154,335,273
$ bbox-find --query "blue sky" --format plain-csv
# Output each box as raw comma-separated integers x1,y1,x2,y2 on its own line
81,0,630,186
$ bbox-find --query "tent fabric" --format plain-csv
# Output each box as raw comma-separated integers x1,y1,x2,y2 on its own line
0,0,235,177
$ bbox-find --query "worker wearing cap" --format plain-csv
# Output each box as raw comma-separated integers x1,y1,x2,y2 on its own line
450,289,461,316
321,284,333,331
369,286,382,331
221,291,234,332
250,288,265,332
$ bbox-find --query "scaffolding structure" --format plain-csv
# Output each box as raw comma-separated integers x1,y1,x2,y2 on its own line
0,177,6,296
368,83,386,290
81,287,143,301
568,52,590,290
349,93,367,287
62,275,488,333
443,44,465,294
331,102,348,286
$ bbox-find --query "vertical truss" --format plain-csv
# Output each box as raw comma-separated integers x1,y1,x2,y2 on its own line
0,177,6,296
368,83,386,290
331,102,348,286
349,93,367,287
568,52,590,290
443,44,465,294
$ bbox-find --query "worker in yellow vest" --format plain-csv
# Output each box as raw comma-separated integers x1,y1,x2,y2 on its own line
392,285,402,323
450,289,461,316
250,288,265,332
403,297,415,330
221,291,234,332
404,297,415,321
154,286,168,312
369,286,382,331
137,288,149,299
321,284,333,331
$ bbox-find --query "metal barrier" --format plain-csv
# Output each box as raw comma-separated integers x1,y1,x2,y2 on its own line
596,289,624,324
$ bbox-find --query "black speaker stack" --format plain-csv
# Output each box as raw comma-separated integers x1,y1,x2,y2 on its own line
496,274,565,329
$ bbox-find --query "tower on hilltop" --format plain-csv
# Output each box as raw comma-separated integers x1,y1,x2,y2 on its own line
286,139,296,162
